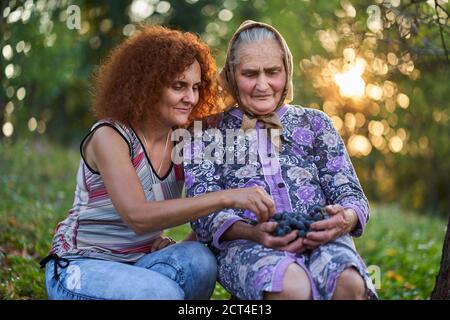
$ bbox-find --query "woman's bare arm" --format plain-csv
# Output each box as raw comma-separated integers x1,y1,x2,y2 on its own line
85,126,274,235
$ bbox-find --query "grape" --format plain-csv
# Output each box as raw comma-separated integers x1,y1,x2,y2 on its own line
294,221,304,230
298,230,306,238
269,206,326,239
312,213,322,221
273,213,283,221
279,221,288,229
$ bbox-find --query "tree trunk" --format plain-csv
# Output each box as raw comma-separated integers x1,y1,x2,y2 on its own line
431,215,450,299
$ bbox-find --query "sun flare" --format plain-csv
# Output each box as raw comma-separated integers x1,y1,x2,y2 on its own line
333,58,367,99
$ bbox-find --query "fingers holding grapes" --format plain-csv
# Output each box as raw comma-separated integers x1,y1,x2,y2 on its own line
255,221,297,246
226,187,275,223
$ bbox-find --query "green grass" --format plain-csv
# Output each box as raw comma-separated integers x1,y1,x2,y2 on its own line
353,204,446,300
0,139,447,299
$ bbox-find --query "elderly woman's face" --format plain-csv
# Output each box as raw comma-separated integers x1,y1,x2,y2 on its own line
234,39,286,115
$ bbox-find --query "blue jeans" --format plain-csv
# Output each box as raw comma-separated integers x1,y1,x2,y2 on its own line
44,241,217,300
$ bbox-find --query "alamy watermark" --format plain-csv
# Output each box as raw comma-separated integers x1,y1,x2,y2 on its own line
66,5,81,30
170,121,282,175
368,265,381,290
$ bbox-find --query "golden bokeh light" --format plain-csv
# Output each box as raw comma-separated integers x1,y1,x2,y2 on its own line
37,120,47,134
317,29,339,52
382,120,391,135
156,1,171,15
129,0,155,22
370,135,386,150
383,81,396,98
385,98,396,112
369,103,380,116
397,128,407,140
389,136,403,153
390,0,401,7
218,9,233,22
2,45,13,60
16,40,25,52
80,21,90,35
323,100,338,115
369,120,384,136
348,134,372,157
419,136,429,149
355,112,366,128
17,87,26,101
388,114,398,126
331,115,344,132
397,93,410,109
343,47,356,62
399,60,415,75
5,64,14,78
345,113,356,131
366,83,383,100
5,102,14,114
100,19,113,33
387,52,398,65
333,58,366,99
2,122,14,137
28,117,37,132
122,24,136,37
371,58,388,75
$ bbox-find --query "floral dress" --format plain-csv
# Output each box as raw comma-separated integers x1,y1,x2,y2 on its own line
183,104,377,300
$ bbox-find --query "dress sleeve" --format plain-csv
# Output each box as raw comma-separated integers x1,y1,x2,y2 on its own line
310,110,370,237
183,139,244,249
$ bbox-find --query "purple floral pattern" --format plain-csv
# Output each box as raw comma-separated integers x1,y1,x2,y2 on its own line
292,127,314,146
184,105,376,300
185,172,194,190
326,155,346,172
296,185,316,204
310,116,326,133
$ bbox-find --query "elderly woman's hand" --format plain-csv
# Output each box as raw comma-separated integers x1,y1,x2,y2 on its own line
254,222,308,254
303,205,358,250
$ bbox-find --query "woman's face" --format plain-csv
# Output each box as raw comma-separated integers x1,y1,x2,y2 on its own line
234,39,286,115
154,59,201,127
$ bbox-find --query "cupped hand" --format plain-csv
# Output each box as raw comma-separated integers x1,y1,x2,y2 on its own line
254,221,308,254
303,204,358,250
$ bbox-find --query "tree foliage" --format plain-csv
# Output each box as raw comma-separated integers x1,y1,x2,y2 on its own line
1,0,449,215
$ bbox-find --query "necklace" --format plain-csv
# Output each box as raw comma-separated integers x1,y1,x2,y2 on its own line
141,129,171,177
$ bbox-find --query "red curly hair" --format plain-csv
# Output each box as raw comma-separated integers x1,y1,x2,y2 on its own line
92,25,219,126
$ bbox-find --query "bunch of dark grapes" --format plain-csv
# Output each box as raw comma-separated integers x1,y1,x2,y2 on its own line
271,206,326,238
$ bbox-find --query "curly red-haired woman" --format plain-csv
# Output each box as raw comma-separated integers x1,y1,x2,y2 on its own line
40,25,275,300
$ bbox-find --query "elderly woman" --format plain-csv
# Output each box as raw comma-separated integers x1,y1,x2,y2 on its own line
184,20,377,300
40,25,275,300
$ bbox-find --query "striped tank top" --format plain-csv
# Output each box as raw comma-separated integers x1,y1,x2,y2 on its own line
50,120,184,262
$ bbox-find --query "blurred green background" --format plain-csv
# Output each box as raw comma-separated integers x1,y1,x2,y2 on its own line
1,0,449,299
